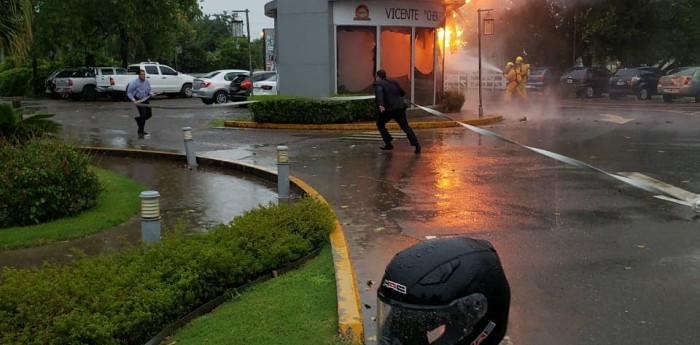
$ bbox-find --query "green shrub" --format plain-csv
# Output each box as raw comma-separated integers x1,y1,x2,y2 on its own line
0,103,61,143
0,138,101,227
0,197,334,344
439,90,466,113
0,68,32,97
249,95,376,124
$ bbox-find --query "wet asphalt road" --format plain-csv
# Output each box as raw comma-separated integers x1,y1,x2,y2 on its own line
19,93,700,345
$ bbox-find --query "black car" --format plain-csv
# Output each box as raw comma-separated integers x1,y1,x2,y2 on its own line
559,67,612,98
526,66,560,92
608,67,664,100
229,71,277,102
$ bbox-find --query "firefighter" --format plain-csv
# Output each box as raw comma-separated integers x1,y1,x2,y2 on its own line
514,56,530,100
503,61,517,101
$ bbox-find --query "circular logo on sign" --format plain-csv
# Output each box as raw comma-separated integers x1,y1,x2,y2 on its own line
354,4,370,20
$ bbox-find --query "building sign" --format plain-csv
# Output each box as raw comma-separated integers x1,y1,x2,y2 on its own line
335,1,445,27
263,28,275,71
354,4,370,20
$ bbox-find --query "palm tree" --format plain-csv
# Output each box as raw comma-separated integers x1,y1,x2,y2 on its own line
0,0,33,64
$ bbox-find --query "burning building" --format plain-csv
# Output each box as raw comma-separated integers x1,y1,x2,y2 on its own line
264,0,468,106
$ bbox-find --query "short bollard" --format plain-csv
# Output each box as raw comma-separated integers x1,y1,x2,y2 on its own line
140,191,161,244
277,145,290,201
182,127,198,168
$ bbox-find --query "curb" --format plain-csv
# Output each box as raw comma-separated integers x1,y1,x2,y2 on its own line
223,116,503,130
80,147,364,344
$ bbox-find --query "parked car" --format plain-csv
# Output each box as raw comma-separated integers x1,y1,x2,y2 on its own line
252,73,278,96
526,66,560,92
657,66,700,102
192,69,248,104
54,66,127,101
229,71,277,102
45,69,79,99
558,66,612,98
608,67,664,100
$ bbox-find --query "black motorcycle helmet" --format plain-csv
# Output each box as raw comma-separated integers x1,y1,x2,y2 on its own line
377,237,510,345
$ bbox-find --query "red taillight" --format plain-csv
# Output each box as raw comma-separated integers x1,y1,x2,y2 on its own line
68,79,73,86
684,77,692,85
538,76,544,82
241,80,251,90
261,85,273,90
202,81,211,88
110,77,115,86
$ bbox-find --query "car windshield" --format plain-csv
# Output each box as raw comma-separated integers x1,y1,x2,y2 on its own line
564,68,586,78
667,67,697,76
530,68,545,76
203,71,221,78
614,69,639,77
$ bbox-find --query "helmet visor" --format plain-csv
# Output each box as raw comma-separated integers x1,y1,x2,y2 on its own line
377,293,488,345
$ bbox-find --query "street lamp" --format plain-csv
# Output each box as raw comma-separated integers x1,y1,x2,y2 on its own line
231,10,253,73
477,9,494,118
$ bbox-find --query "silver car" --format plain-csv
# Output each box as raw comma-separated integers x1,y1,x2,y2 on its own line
193,69,248,104
657,66,700,102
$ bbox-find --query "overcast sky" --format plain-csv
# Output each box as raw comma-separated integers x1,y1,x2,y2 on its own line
199,0,274,39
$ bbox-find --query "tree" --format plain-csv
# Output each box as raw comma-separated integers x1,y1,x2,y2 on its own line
0,0,33,66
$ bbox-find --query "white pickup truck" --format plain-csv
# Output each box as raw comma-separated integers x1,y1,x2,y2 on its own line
53,67,127,101
96,62,195,99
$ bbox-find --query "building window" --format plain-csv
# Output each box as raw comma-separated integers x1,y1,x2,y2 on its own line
337,26,376,94
380,27,412,97
414,28,436,106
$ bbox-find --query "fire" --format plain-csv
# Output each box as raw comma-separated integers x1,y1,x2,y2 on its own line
438,7,466,54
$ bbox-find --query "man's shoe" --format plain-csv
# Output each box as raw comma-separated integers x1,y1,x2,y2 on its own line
379,143,394,150
414,145,422,154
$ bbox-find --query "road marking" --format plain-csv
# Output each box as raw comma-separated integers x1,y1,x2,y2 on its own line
599,113,634,124
618,172,699,207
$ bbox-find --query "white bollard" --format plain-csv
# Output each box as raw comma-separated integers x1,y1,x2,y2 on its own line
182,127,198,168
277,145,290,201
140,191,161,244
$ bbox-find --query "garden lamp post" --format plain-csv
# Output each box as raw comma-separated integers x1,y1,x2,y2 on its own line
477,9,494,118
232,10,253,73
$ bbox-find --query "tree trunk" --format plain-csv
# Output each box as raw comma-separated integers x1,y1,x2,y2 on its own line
119,27,129,68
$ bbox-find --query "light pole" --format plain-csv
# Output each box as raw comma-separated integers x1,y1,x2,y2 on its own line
477,9,494,118
232,10,253,72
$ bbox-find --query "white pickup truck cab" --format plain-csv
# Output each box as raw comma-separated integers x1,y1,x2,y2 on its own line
97,62,194,99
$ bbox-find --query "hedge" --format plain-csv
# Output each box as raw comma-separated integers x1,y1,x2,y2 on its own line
249,95,376,124
0,68,33,97
0,197,335,344
0,138,101,227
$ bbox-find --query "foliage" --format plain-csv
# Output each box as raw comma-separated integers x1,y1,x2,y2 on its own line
0,197,334,344
0,102,61,142
31,0,202,68
0,67,32,97
439,90,466,113
0,0,33,66
0,138,101,227
0,168,143,250
250,95,376,124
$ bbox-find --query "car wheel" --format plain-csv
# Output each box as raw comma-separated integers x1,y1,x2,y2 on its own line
662,95,674,103
214,90,228,104
637,87,651,101
585,86,595,98
201,98,214,105
180,84,193,98
83,85,97,101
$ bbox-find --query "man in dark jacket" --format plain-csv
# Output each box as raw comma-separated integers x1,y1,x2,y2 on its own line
374,69,421,154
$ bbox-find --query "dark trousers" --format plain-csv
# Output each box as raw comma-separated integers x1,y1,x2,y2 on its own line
134,99,152,133
376,109,419,146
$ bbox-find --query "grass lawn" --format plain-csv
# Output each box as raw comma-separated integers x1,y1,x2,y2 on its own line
166,244,353,345
0,168,144,250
